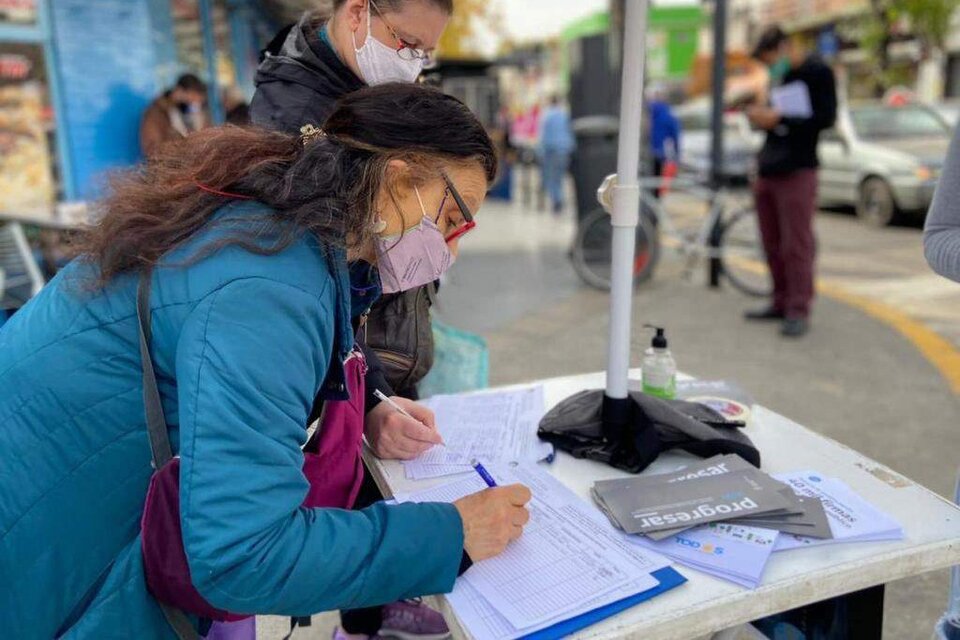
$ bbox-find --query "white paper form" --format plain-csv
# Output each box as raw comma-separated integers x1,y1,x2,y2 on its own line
772,471,903,551
771,81,813,118
403,386,553,479
448,569,665,640
404,463,475,481
394,463,664,631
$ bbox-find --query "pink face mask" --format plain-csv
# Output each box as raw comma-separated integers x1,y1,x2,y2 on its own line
374,187,455,294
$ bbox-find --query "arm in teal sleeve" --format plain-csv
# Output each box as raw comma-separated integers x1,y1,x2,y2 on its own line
175,277,465,616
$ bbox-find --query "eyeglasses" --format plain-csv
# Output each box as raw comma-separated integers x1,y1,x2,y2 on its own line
369,0,434,62
435,172,476,244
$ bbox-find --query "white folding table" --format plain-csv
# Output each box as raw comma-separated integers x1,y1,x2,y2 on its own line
364,371,960,640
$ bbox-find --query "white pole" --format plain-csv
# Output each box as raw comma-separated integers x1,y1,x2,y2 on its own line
605,0,648,399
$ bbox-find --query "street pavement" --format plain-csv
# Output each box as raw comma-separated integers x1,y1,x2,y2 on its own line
260,192,958,639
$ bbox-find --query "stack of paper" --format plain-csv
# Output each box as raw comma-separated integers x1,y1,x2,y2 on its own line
393,462,686,640
591,456,904,588
630,522,778,589
771,471,903,551
402,386,554,480
592,455,820,540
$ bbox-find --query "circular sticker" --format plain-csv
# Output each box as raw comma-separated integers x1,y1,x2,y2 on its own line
688,396,751,423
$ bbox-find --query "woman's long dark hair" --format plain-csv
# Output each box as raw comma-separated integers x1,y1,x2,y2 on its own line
78,83,497,285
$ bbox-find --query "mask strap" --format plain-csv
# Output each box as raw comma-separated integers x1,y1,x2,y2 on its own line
351,1,372,50
366,0,372,39
414,186,428,219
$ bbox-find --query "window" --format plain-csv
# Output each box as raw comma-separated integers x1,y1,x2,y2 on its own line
850,105,949,140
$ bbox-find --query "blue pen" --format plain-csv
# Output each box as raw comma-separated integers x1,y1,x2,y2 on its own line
471,459,497,488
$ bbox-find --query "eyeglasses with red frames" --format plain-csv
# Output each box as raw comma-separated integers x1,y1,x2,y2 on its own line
435,172,476,244
369,0,435,63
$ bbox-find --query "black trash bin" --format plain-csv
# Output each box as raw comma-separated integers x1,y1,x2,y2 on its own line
570,116,619,224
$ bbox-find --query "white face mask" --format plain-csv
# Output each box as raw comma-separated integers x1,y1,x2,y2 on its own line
352,1,424,85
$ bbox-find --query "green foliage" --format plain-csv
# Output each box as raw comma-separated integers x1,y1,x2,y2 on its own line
857,0,960,94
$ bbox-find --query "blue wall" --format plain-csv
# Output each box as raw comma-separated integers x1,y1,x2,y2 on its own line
49,0,162,200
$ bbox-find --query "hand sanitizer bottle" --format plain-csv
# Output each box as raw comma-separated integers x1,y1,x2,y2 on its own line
641,326,676,399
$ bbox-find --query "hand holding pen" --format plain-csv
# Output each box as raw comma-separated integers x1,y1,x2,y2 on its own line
366,390,444,460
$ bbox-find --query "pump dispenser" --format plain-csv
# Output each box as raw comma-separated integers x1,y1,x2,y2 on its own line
641,325,677,399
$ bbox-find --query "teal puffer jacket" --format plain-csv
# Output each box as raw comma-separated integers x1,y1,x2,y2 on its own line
0,203,464,639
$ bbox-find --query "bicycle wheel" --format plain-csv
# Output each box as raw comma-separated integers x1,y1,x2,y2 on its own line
719,207,772,298
571,207,660,290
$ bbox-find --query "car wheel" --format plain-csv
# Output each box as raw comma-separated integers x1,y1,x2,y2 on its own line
856,177,898,227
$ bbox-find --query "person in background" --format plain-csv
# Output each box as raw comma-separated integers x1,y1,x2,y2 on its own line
252,0,447,129
252,0,450,401
251,3,455,638
140,73,207,158
924,122,960,283
223,86,251,126
745,26,837,338
646,84,681,197
539,95,575,215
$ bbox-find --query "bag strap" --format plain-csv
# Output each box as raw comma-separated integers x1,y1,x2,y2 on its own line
136,269,200,640
137,269,173,469
158,603,201,640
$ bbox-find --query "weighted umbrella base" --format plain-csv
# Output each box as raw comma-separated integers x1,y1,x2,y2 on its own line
537,389,662,474
537,388,762,474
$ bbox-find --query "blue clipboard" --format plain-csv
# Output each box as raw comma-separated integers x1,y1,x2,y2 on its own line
518,567,687,640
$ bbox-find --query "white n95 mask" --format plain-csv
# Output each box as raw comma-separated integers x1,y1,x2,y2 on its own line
352,1,424,85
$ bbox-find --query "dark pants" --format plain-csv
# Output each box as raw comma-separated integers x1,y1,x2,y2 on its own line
753,169,818,319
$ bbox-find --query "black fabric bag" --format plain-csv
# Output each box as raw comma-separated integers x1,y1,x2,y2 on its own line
537,390,761,473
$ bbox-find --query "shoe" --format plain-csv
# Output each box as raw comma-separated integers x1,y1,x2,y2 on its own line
378,600,451,640
744,306,785,321
781,317,809,338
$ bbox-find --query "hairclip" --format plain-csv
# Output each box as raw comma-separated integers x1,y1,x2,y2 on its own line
299,124,326,145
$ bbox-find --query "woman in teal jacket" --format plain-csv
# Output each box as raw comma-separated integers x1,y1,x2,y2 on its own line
0,84,530,639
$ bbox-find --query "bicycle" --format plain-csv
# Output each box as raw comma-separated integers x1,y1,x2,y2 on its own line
570,173,772,297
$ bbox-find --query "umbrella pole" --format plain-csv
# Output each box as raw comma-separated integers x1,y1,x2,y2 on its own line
605,0,648,403
537,0,662,471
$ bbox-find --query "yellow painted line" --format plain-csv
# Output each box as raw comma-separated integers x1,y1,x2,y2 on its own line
817,281,960,395
727,255,960,394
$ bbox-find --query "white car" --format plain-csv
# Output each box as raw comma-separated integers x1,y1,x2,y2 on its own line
674,102,764,183
817,102,951,226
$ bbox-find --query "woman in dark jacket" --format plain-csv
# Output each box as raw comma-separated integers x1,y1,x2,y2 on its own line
252,5,458,636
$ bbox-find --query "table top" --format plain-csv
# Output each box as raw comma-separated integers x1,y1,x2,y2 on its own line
365,370,960,640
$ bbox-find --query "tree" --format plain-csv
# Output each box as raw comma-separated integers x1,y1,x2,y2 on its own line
436,0,504,59
857,0,960,96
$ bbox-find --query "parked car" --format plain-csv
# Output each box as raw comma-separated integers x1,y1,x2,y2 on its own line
817,102,951,226
931,100,960,127
674,101,763,184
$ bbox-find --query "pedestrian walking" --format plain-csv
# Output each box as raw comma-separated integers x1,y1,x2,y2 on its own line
745,26,837,337
646,85,681,198
538,96,575,215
